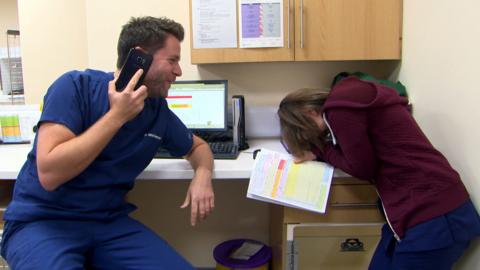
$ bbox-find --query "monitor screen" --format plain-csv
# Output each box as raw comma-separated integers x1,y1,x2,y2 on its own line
166,80,227,131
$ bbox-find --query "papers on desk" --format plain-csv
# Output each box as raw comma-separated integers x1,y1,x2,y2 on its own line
247,148,334,214
0,105,40,144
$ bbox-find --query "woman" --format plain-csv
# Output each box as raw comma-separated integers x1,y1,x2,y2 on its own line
278,76,480,269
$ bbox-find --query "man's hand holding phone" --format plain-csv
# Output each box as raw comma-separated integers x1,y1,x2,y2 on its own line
108,69,148,125
115,48,153,91
108,47,152,125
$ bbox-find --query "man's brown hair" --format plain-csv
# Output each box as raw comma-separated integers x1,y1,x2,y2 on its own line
116,16,184,69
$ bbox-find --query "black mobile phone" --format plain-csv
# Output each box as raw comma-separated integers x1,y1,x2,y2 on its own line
115,48,153,91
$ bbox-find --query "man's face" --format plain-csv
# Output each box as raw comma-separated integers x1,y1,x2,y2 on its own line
143,35,182,98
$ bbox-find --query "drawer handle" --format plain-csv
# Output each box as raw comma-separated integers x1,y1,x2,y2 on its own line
341,238,364,252
330,203,378,208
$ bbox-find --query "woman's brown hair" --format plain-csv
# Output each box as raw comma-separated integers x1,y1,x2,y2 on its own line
277,88,330,156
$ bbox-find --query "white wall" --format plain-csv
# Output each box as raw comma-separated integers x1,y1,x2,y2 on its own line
0,0,19,50
17,0,88,104
399,1,480,269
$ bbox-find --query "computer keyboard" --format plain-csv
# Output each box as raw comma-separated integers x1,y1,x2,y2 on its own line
154,142,239,160
209,142,239,159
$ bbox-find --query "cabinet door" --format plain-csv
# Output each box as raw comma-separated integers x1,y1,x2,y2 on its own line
190,0,294,64
293,224,382,270
294,0,402,61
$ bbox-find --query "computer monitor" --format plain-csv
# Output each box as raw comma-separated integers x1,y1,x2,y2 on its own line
166,80,228,132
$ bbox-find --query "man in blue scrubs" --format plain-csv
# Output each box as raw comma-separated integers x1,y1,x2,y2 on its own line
1,16,214,269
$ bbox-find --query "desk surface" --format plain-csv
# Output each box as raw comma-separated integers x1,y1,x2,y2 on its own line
0,139,348,180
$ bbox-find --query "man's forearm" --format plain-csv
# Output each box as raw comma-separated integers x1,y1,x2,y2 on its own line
186,143,214,175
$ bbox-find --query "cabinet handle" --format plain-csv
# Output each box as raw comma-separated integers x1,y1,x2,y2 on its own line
341,238,365,252
330,203,378,208
287,0,291,48
300,0,304,48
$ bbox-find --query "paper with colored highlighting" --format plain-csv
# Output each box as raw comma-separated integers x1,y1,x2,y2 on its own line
0,105,41,144
247,148,334,213
239,0,284,48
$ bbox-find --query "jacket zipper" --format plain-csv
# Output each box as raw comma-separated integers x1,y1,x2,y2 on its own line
376,190,401,242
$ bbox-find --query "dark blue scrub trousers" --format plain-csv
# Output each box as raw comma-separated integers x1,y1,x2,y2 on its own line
369,199,480,270
1,216,195,270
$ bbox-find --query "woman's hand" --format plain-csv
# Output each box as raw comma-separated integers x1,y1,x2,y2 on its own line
293,151,316,164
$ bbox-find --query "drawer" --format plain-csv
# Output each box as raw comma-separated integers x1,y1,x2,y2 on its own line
293,223,382,270
282,206,384,224
274,180,383,224
328,183,378,205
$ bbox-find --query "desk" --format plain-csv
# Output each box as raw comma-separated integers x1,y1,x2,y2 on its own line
0,139,379,269
0,139,276,180
0,138,350,180
0,139,277,267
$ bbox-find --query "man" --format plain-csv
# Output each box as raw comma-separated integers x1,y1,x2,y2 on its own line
1,16,213,269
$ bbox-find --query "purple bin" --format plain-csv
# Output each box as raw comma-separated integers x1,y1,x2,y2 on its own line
213,239,272,269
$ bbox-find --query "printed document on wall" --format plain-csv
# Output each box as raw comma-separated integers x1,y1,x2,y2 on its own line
192,0,237,48
247,148,334,214
239,0,284,48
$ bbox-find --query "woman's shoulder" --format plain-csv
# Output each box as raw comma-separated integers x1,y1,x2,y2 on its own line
328,77,377,105
328,76,406,108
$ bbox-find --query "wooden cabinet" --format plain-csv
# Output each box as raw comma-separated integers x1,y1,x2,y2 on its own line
190,0,402,64
0,180,14,268
294,0,402,61
0,180,14,231
269,177,385,270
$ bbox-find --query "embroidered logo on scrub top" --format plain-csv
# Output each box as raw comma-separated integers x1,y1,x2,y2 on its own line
144,133,162,141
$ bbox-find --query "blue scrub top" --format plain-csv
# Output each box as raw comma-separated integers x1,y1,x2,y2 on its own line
4,69,193,222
